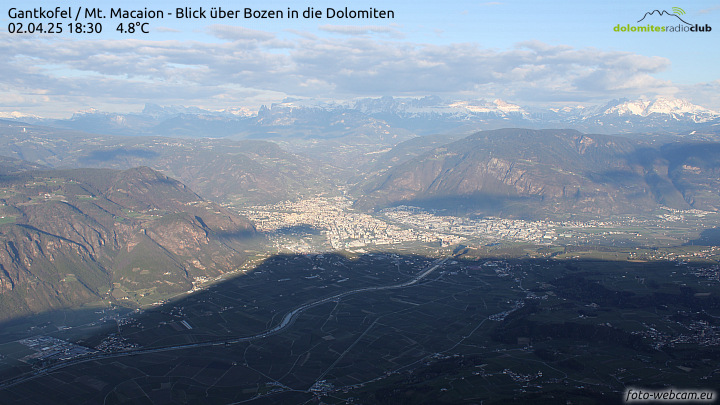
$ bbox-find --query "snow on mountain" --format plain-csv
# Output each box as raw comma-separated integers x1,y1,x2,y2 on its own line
549,105,587,114
9,96,719,137
0,111,41,120
602,97,719,122
353,96,529,119
267,98,352,111
448,99,526,115
220,106,256,117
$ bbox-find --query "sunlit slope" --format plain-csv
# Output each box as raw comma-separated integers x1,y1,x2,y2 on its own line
357,128,720,217
0,160,258,321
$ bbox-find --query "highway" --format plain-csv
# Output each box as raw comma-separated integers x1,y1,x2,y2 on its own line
0,257,447,390
264,256,447,336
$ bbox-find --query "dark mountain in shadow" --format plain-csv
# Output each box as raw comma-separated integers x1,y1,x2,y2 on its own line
78,148,160,163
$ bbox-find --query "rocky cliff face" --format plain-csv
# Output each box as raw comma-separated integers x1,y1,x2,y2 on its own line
356,129,719,217
0,161,257,321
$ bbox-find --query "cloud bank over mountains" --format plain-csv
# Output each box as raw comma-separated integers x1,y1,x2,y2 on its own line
1,25,717,117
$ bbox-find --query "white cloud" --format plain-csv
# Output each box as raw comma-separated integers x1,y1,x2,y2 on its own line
678,80,720,112
698,6,720,14
153,27,182,33
206,25,276,42
318,25,403,37
0,30,704,115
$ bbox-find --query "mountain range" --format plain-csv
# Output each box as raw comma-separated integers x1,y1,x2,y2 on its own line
0,159,258,321
0,122,333,206
2,98,720,320
3,96,719,140
355,128,720,217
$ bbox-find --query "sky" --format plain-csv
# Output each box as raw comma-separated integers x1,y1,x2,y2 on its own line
1,0,719,117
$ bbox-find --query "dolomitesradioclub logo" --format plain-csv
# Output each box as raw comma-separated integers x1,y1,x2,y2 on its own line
614,7,712,33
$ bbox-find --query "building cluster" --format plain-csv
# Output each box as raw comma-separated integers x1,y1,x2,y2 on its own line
689,265,720,282
382,206,558,244
309,380,335,393
633,319,720,350
95,333,138,352
488,300,526,321
19,336,96,363
503,369,543,383
238,197,720,253
240,197,464,252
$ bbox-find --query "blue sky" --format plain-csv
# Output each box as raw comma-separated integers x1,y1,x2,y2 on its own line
1,0,719,117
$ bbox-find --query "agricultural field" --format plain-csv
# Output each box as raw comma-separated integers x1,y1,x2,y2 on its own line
0,249,718,404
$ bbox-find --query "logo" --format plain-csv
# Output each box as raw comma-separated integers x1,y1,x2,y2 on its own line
613,6,712,33
671,7,685,15
637,9,690,25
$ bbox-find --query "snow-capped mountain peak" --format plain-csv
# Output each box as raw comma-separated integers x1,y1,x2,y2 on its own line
602,97,719,122
0,111,41,119
447,99,525,115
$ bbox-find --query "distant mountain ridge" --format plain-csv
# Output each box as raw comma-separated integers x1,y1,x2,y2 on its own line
0,123,333,206
4,96,718,138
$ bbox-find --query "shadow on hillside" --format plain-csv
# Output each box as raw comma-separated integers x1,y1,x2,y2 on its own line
661,142,720,171
269,224,323,236
372,194,544,219
685,227,720,246
586,169,643,185
79,148,160,164
213,228,261,240
1,252,719,404
614,143,720,209
0,173,31,185
2,251,717,340
621,142,720,172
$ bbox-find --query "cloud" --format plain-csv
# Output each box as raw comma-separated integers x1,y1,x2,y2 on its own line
285,29,319,40
206,25,276,42
698,6,720,14
678,80,720,111
0,93,49,107
0,31,694,115
318,25,403,38
153,27,181,33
